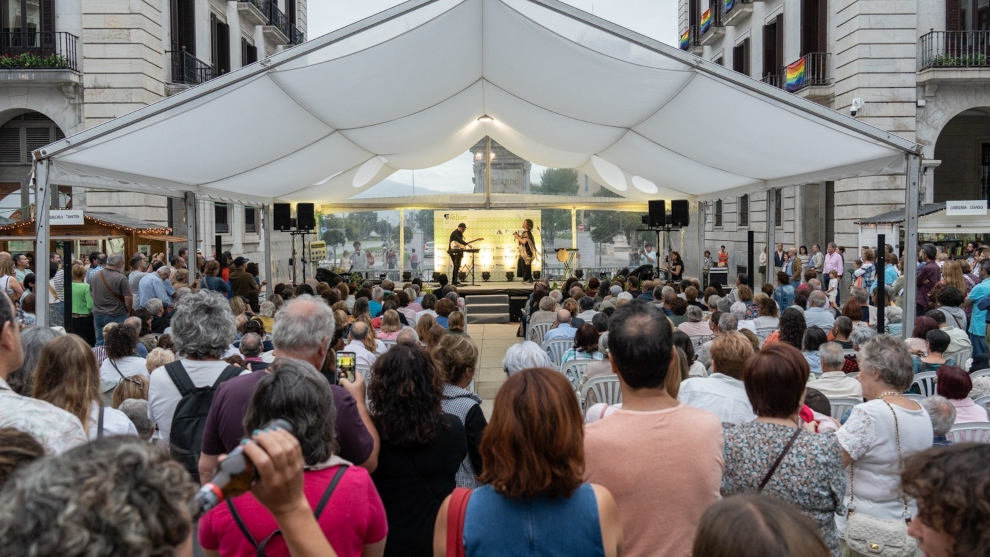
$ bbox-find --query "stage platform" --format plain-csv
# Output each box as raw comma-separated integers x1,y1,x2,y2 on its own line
434,281,532,324
444,281,533,296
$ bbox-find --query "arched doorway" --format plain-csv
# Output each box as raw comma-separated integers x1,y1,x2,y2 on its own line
0,111,65,220
932,107,990,203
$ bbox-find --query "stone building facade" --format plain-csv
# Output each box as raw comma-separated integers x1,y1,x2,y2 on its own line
679,0,990,278
0,0,307,281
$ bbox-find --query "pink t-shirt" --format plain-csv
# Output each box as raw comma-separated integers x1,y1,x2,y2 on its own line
584,403,724,557
199,465,387,557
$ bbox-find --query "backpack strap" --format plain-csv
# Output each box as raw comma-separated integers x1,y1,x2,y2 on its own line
163,361,196,397
214,365,243,388
226,464,351,557
446,487,472,557
97,403,105,440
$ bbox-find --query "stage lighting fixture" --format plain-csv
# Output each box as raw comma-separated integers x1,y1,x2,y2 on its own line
379,273,387,280
506,272,514,281
482,271,491,281
532,271,541,280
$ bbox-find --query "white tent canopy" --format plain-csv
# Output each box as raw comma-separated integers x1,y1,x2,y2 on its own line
35,0,918,206
31,0,924,331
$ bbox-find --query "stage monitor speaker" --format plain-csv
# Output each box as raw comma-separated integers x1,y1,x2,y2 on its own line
273,203,292,231
670,200,690,228
297,203,316,231
648,200,666,228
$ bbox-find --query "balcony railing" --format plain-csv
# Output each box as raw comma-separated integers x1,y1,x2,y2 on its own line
919,30,990,70
168,48,216,85
784,52,831,91
723,0,752,17
690,25,701,48
261,0,291,41
0,31,78,71
761,73,782,88
290,23,305,45
239,0,263,10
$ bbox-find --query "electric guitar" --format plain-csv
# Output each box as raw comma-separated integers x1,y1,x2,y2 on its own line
449,237,484,251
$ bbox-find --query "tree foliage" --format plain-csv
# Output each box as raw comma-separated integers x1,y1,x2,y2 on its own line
532,168,579,249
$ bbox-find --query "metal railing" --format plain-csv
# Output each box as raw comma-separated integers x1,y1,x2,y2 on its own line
290,23,305,45
723,0,752,17
261,0,291,40
761,73,782,88
239,0,263,11
0,31,78,71
919,30,990,70
702,5,724,31
168,48,216,85
784,52,831,91
690,25,701,47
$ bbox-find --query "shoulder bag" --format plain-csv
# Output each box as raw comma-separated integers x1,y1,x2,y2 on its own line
445,487,473,557
843,400,918,557
758,426,802,492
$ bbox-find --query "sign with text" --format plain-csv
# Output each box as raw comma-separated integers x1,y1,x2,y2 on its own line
945,200,987,216
49,210,84,226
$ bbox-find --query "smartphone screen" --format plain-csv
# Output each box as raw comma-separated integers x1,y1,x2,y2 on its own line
336,351,356,383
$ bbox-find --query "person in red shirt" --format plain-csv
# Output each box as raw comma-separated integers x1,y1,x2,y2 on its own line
717,245,729,268
199,357,388,557
916,243,942,318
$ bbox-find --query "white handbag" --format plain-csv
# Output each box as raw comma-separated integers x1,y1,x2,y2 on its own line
843,400,918,557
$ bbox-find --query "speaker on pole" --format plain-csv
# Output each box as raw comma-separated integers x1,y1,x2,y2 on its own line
297,203,316,231
273,203,292,231
648,200,666,228
670,199,690,228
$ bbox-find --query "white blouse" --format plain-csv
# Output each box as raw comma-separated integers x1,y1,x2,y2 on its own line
835,399,933,521
87,401,138,440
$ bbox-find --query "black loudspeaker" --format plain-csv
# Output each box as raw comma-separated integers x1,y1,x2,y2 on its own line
648,200,666,228
273,203,292,231
670,200,690,228
297,203,316,231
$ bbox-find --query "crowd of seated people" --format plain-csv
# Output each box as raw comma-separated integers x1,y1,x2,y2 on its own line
1,243,989,556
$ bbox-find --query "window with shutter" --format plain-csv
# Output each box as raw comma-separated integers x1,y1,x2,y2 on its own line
0,112,62,164
0,128,21,163
715,199,723,227
25,127,52,154
738,194,749,227
244,206,257,233
215,203,229,233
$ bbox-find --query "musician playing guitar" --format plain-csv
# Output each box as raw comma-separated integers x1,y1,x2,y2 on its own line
447,223,482,286
513,218,537,283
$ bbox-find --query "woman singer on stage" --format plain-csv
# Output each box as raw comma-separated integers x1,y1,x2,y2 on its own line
513,220,537,283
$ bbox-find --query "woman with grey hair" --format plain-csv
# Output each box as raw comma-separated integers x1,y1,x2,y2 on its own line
6,326,62,395
834,335,934,545
199,358,388,556
884,305,903,336
147,290,243,451
677,305,713,337
502,341,553,376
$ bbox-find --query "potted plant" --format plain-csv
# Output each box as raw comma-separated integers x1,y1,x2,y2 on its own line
482,271,491,281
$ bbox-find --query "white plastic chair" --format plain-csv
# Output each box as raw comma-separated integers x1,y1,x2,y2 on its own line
902,393,925,403
827,397,861,423
527,322,552,344
945,422,990,444
911,371,938,397
560,359,594,391
543,338,573,367
974,395,990,411
380,339,397,351
580,376,622,413
946,348,971,370
970,368,990,379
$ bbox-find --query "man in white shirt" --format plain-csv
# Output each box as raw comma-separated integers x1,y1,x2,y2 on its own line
147,290,246,444
349,241,364,272
642,244,657,267
804,290,836,330
0,291,87,454
809,342,862,399
576,296,598,322
678,331,756,424
342,320,378,368
543,309,578,343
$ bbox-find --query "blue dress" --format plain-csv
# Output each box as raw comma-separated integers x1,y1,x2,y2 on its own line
463,483,604,556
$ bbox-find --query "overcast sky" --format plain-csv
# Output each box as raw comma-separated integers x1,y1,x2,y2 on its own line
307,1,677,193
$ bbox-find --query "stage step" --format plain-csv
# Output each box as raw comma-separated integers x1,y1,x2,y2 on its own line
465,294,510,324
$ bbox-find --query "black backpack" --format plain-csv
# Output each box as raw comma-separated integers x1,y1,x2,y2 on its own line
164,361,242,481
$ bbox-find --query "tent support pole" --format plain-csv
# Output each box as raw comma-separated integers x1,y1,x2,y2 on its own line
399,208,405,275
696,201,706,283
184,191,198,273
570,207,577,255
33,160,51,327
901,154,921,339
263,203,273,299
766,188,776,286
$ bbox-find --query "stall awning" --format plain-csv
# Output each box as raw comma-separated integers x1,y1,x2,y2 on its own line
33,0,919,208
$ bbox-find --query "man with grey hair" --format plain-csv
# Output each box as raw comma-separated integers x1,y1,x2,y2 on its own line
804,290,835,330
89,253,133,346
502,340,553,376
395,326,419,346
138,265,175,310
118,398,154,440
199,294,378,481
127,253,149,297
921,395,956,446
809,342,862,399
577,295,597,322
730,301,756,333
238,332,265,370
615,291,634,306
344,320,379,368
697,312,737,369
147,290,244,457
544,309,577,343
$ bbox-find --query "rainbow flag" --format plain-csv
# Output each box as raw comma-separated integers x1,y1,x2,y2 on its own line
700,8,712,33
785,56,806,91
724,0,735,12
679,29,690,50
